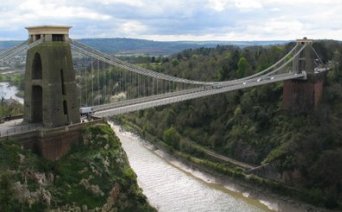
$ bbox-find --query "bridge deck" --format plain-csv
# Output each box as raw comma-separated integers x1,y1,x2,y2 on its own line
93,72,307,117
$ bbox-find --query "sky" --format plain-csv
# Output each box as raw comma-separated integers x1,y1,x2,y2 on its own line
0,0,341,41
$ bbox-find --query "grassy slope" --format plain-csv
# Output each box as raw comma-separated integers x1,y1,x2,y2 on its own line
0,123,155,211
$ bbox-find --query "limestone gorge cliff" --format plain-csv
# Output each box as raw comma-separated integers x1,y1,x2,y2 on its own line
0,123,155,211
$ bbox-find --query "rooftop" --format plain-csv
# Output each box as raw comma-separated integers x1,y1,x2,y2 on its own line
296,37,313,43
25,25,71,35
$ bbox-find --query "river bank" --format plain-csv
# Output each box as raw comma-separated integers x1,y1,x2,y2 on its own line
110,120,333,212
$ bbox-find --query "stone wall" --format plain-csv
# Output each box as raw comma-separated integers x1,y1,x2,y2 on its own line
282,73,325,113
37,127,82,160
1,119,105,161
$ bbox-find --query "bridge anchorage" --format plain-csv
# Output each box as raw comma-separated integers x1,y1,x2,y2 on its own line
0,26,329,160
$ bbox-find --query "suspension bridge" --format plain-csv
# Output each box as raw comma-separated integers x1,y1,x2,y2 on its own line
0,26,328,137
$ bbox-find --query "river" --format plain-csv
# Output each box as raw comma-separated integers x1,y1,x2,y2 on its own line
110,123,275,212
0,82,23,104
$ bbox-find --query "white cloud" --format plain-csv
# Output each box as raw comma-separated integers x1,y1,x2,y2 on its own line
208,0,263,12
95,0,145,7
0,0,341,40
261,0,339,5
234,0,263,10
243,18,305,40
119,21,148,36
208,0,231,12
26,1,111,20
0,0,111,29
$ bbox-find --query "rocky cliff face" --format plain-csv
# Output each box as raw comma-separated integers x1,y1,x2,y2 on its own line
0,123,155,211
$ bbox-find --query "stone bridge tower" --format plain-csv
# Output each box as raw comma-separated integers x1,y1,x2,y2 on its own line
24,26,80,127
283,38,325,113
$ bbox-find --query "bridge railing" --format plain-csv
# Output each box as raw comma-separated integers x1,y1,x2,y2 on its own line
93,86,206,112
0,123,43,138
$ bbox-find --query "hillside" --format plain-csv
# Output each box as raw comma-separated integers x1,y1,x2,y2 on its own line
118,41,342,209
0,123,155,211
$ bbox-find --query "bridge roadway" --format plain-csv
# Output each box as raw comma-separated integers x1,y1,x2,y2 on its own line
93,71,307,117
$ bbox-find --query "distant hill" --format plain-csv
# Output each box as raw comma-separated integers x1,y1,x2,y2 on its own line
0,41,22,50
78,38,290,55
0,38,290,56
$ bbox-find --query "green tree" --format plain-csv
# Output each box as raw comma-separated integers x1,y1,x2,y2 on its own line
163,127,180,148
0,172,13,210
237,56,251,77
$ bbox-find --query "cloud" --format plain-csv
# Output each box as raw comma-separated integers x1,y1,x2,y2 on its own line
243,17,305,40
208,0,230,12
97,0,145,7
0,0,341,41
208,0,263,12
119,21,148,36
0,0,110,28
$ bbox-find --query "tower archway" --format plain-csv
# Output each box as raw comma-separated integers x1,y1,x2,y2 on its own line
31,85,43,122
32,53,42,79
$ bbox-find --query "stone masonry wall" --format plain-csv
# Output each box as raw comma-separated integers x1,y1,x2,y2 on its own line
282,74,325,113
1,119,105,161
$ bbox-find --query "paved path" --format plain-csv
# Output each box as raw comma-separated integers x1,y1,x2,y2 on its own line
186,139,256,170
